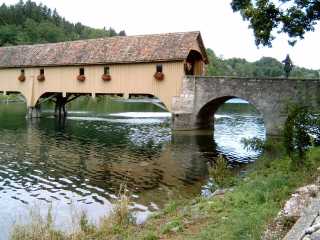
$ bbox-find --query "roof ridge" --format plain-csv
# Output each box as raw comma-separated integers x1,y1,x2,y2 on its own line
0,31,207,68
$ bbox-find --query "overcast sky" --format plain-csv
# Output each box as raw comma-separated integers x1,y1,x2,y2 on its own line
1,0,320,69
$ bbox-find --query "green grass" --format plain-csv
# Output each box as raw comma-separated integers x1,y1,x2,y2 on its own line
188,147,320,239
10,146,320,240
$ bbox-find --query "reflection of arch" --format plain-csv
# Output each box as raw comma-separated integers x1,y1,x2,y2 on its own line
196,96,264,129
185,50,204,76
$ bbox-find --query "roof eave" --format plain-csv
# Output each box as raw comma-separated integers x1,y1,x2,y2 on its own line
196,32,209,64
0,58,185,69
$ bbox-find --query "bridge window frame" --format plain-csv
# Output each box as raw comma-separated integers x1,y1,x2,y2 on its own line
104,66,110,75
40,68,44,75
79,67,85,76
20,69,25,75
156,64,163,73
102,66,111,81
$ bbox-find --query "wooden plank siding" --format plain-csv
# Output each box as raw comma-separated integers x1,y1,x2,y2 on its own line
0,61,185,111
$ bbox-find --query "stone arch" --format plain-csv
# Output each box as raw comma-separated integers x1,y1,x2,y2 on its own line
195,95,265,130
173,76,320,135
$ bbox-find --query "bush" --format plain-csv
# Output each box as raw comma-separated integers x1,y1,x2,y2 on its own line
283,104,320,167
142,231,159,240
209,155,234,188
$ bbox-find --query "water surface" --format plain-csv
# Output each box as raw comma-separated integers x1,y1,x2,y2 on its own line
0,98,265,239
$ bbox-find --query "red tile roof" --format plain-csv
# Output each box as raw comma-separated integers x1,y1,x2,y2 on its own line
0,31,208,68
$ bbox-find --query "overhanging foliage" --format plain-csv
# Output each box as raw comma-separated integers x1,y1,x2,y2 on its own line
231,0,320,46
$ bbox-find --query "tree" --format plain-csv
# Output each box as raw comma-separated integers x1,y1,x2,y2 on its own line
119,30,126,36
37,21,65,43
283,104,320,167
231,0,320,47
0,1,126,46
0,24,19,46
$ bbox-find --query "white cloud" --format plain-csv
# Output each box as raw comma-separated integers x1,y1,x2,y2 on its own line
1,0,319,69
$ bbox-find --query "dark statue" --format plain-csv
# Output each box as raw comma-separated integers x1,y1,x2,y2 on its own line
282,54,293,78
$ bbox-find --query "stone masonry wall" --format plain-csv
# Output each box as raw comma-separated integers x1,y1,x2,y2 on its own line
172,76,320,135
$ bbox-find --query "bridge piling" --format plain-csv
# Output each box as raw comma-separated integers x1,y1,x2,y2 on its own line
26,106,41,118
54,94,68,118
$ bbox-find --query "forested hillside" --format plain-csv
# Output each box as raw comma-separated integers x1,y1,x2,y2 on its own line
206,49,320,79
0,1,318,78
0,0,125,46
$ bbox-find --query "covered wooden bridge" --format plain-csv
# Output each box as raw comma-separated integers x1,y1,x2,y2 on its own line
0,31,208,117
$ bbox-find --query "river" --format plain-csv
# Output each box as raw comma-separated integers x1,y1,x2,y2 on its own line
0,97,265,239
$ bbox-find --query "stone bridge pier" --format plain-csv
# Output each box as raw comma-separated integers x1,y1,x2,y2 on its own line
172,76,320,136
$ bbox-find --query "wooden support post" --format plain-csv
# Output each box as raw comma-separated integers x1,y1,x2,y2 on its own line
54,94,67,118
26,106,41,118
123,93,129,99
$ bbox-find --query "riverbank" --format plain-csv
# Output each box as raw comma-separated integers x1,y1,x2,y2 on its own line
10,144,320,239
